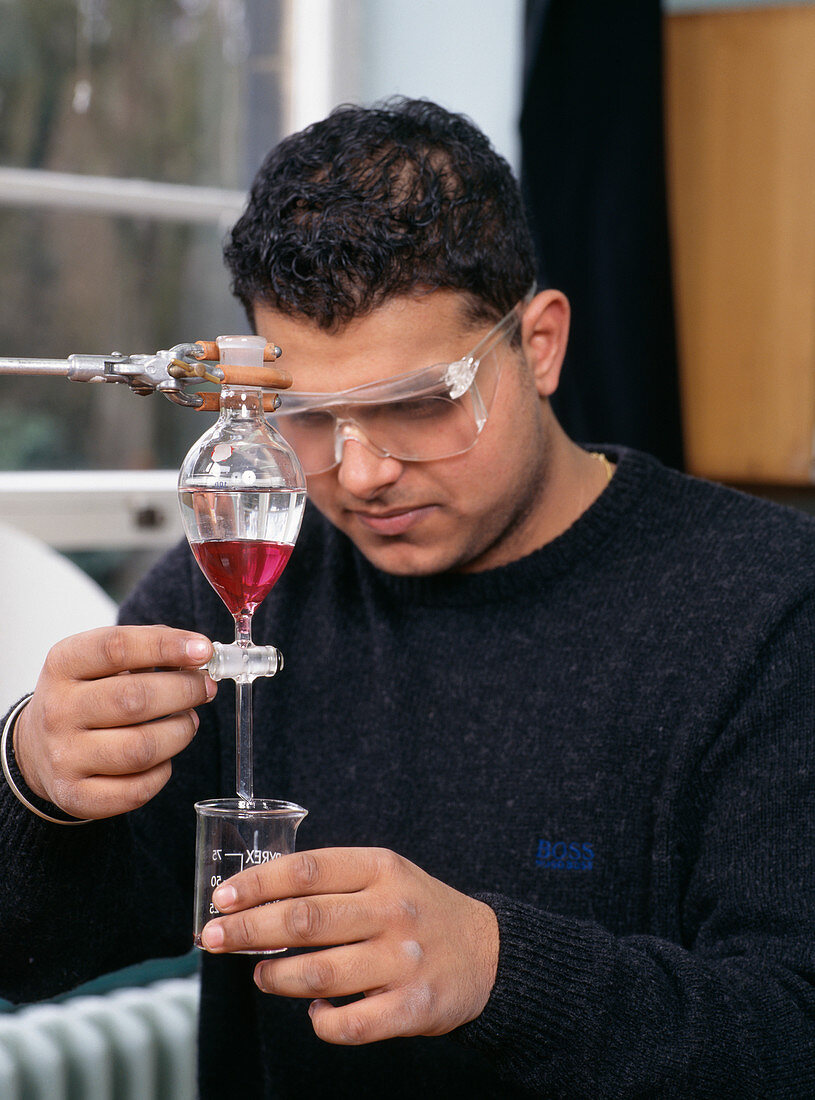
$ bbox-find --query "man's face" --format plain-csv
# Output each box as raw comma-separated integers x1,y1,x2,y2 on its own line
253,291,552,576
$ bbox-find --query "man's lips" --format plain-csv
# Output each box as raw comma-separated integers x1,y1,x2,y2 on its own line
350,505,437,536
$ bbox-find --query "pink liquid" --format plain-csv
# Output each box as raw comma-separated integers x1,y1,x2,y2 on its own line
192,539,293,615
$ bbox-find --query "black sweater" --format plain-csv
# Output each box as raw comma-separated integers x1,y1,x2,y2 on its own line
2,448,814,1098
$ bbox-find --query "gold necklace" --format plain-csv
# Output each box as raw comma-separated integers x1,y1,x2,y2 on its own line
589,451,614,484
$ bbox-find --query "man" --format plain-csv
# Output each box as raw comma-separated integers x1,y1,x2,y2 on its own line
1,99,814,1098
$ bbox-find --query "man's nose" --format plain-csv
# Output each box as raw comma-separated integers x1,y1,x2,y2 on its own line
334,424,403,497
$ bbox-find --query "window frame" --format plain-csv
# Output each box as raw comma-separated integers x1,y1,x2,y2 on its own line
0,0,354,551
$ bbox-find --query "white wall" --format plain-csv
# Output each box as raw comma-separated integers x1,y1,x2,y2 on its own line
286,0,524,169
356,0,525,171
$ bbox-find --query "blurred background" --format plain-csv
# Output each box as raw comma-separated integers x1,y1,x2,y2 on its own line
1,0,814,600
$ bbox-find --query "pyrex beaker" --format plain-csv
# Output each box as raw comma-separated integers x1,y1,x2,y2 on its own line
193,798,308,954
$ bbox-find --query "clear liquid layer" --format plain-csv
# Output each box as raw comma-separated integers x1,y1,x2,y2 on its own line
179,488,306,547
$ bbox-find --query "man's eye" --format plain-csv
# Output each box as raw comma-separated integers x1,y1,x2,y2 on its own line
374,397,453,422
286,411,334,430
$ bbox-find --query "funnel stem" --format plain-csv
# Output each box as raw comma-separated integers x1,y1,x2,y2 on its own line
235,614,254,804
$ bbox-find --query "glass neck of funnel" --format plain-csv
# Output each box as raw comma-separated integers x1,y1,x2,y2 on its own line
218,385,265,421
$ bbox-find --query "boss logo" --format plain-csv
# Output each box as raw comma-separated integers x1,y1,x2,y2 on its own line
536,840,594,870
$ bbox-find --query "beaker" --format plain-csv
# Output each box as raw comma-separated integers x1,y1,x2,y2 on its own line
193,798,308,954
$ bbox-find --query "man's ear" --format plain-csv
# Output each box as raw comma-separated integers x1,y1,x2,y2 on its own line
521,290,570,398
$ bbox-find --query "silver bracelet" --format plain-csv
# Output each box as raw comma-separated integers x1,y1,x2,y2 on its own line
1,696,92,826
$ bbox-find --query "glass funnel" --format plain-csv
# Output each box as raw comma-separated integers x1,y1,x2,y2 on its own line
178,335,306,804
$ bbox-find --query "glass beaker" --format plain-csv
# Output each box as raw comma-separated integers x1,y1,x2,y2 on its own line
193,798,308,954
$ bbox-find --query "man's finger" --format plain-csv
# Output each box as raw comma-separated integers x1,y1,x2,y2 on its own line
213,848,395,911
84,710,200,775
203,891,378,953
46,626,213,681
254,943,393,1000
57,761,174,820
83,669,214,728
308,989,426,1045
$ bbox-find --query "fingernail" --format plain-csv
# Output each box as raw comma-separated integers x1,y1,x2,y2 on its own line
212,885,236,910
202,923,224,948
186,638,210,661
191,710,200,732
205,675,217,700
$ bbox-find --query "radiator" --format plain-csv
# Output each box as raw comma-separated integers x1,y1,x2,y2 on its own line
0,975,200,1100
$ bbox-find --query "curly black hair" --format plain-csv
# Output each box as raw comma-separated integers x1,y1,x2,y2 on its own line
224,97,536,330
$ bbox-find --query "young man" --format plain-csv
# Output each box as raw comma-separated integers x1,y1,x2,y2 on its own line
2,99,814,1098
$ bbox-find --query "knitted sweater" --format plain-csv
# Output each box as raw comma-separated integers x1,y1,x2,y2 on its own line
2,447,814,1098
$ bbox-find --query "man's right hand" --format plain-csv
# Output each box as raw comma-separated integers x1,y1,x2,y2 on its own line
12,626,216,820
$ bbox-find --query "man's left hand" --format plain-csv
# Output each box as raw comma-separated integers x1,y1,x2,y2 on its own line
200,847,499,1044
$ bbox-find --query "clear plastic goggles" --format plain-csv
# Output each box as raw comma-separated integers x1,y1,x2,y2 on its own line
271,292,531,475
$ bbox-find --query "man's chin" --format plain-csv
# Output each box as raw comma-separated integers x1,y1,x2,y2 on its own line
347,531,459,577
313,501,471,575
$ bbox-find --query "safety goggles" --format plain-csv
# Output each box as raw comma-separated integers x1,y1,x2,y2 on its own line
270,290,532,475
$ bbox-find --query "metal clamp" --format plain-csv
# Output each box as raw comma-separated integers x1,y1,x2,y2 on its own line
0,337,292,410
0,342,227,408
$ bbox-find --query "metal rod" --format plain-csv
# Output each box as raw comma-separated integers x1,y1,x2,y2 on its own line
0,357,70,376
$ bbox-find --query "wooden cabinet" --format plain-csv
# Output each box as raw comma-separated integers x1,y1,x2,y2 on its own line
664,4,815,484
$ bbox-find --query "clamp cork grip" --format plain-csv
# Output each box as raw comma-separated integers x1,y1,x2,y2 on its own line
194,391,283,413
192,338,291,393
218,364,292,388
194,340,283,363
